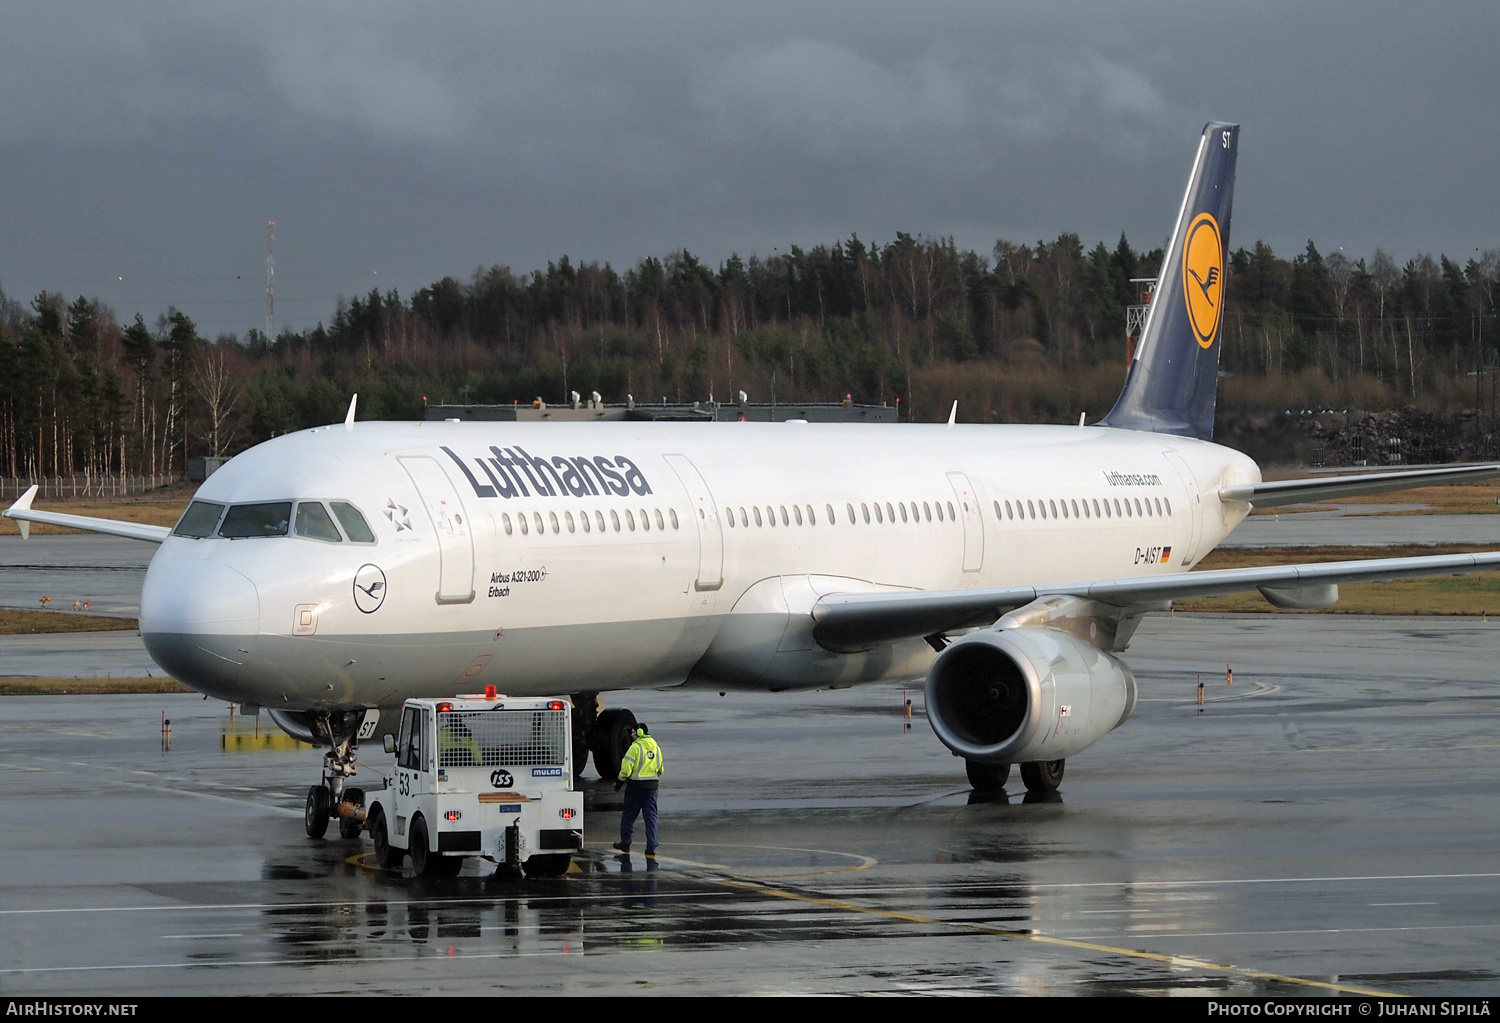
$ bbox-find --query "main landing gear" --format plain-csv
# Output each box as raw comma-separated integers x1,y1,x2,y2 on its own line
571,693,639,782
301,709,369,840
964,758,1065,795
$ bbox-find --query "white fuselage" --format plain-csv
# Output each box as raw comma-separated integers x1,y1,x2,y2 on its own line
138,420,1259,710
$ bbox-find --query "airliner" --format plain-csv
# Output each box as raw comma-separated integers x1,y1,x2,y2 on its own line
9,122,1500,833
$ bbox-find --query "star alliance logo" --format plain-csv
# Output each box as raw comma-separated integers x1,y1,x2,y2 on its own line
384,499,412,531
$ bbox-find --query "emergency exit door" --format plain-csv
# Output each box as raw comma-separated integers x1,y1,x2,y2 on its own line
399,455,477,604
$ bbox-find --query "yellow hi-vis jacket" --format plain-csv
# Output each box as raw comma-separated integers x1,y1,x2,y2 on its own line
619,734,664,781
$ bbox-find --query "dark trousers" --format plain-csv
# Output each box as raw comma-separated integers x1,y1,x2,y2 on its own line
620,780,659,849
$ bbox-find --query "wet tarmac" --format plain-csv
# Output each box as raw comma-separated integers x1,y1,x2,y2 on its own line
4,613,1500,995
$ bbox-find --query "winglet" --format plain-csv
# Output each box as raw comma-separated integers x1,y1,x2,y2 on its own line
947,401,958,427
344,394,358,431
3,484,38,540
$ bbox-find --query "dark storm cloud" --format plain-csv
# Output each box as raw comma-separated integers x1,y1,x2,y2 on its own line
1,2,1495,333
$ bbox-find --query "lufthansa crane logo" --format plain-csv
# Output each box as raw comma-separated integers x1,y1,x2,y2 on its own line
353,563,387,614
1182,212,1224,349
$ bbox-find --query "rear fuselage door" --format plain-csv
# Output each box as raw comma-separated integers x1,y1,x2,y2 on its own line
663,453,723,592
1161,450,1203,565
946,471,985,572
399,455,477,604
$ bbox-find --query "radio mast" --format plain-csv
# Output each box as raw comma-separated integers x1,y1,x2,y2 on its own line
265,221,275,339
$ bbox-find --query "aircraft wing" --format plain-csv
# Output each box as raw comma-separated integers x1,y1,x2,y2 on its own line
1219,464,1500,508
2,485,172,543
811,550,1500,652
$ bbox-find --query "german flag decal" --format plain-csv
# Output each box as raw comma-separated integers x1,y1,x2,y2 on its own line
1161,546,1173,563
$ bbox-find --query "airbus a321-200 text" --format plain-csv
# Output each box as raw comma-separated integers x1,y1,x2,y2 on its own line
10,121,1500,837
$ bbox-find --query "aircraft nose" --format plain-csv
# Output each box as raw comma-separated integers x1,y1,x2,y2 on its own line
140,558,261,694
139,558,260,638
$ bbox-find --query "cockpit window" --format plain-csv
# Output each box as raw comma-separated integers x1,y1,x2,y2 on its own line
294,501,343,542
173,501,224,538
218,502,292,538
330,501,376,543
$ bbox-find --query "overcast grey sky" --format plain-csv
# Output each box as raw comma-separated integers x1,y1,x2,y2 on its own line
1,2,1495,335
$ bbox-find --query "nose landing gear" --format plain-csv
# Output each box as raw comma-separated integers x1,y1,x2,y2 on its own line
301,709,369,840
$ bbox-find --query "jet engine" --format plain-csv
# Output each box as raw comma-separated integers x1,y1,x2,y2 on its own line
925,627,1137,764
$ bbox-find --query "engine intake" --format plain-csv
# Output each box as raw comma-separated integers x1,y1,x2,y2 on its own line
925,628,1137,764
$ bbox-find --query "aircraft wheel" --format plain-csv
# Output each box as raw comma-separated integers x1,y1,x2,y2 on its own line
304,784,331,838
1020,759,1065,793
523,854,572,878
338,787,364,840
369,807,403,869
965,760,1010,791
591,708,638,781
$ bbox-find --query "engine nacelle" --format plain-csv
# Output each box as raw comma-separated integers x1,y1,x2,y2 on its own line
925,628,1138,764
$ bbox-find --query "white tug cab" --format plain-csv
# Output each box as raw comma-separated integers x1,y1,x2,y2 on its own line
335,690,583,877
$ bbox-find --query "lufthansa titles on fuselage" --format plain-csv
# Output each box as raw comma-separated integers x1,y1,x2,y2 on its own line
442,445,652,501
1103,471,1163,487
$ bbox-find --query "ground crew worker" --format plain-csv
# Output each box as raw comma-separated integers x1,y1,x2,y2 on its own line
613,723,663,856
438,716,482,766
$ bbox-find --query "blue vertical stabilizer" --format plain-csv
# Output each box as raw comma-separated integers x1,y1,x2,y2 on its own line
1100,122,1239,441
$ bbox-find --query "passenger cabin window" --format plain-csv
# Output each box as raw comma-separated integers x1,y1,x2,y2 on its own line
655,509,666,530
218,502,292,538
827,504,836,524
173,501,224,538
330,502,376,543
670,509,680,529
294,501,342,542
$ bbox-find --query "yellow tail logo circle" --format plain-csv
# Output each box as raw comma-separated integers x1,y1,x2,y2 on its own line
1181,212,1223,349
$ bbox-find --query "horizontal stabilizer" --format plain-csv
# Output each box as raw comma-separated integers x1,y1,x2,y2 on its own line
811,550,1500,651
3,486,172,543
1220,464,1500,508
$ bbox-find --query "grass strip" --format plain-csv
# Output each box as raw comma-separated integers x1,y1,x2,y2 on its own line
0,677,193,695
